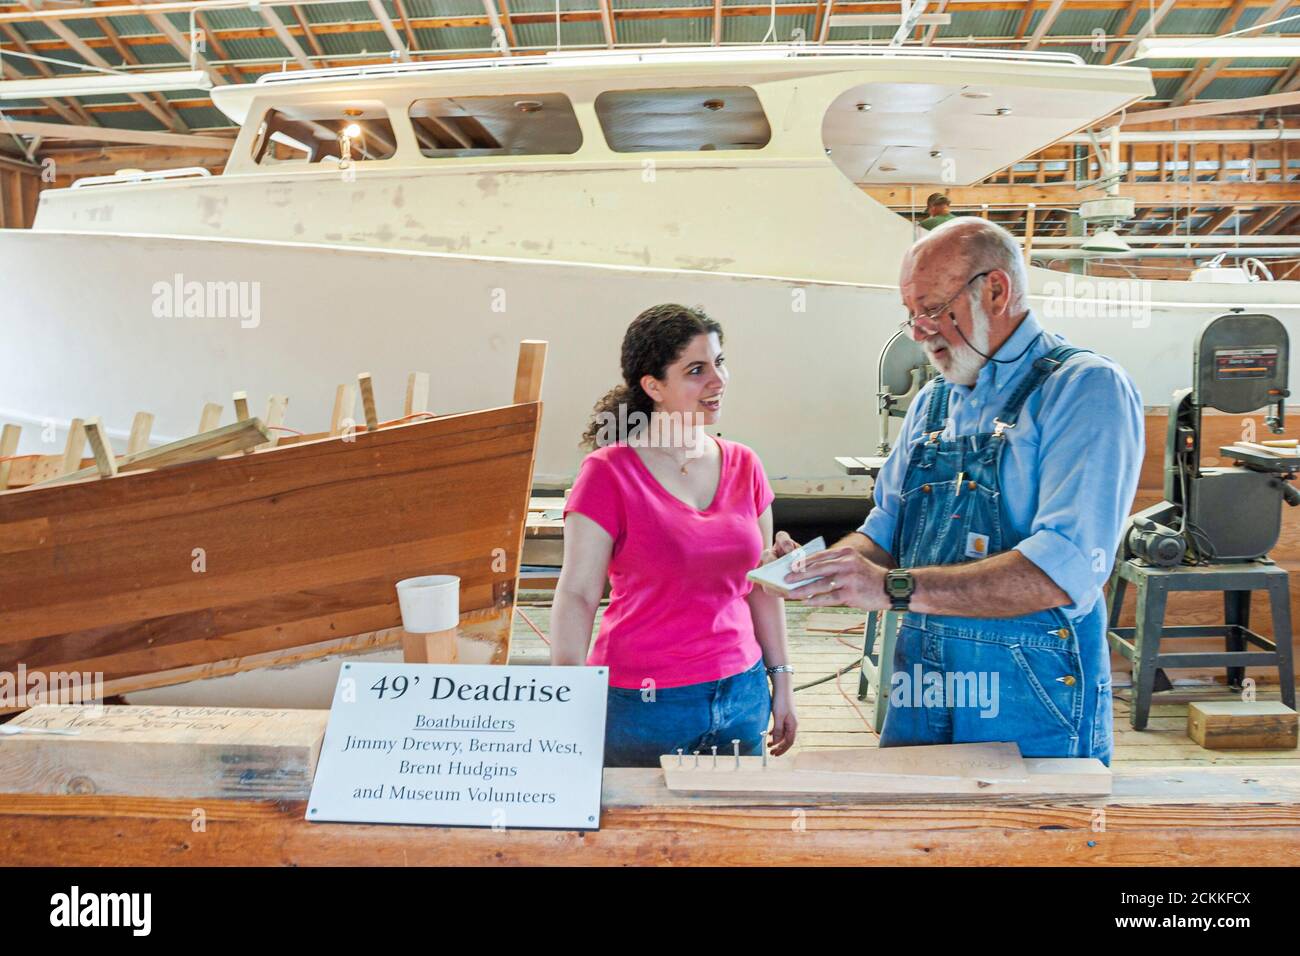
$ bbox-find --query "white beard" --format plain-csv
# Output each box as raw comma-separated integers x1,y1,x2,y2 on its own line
925,298,990,386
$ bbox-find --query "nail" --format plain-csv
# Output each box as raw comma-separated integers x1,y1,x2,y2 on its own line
732,738,741,769
693,750,700,768
677,748,683,767
711,745,718,769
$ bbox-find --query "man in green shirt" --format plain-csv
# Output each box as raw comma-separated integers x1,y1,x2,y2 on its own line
919,193,957,231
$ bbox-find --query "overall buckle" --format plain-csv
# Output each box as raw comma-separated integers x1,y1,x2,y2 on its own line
992,418,1014,439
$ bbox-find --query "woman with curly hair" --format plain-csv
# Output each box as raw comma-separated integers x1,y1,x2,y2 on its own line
549,303,798,767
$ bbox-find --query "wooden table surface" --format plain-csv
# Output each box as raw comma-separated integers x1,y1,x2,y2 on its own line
1,763,1297,866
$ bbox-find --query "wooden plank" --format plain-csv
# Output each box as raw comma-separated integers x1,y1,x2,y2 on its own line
0,405,540,694
662,744,1112,798
197,402,222,433
401,626,458,664
513,340,547,405
330,383,355,437
0,423,19,491
126,412,154,455
1189,701,1299,751
404,372,430,416
59,419,86,477
358,372,379,431
232,391,250,422
257,394,288,450
31,418,271,488
82,418,117,478
0,764,1297,867
0,705,327,800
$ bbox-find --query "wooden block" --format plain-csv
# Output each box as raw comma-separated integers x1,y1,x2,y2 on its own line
198,402,222,433
357,372,379,431
232,391,250,422
661,743,1111,799
0,704,328,800
401,627,458,664
835,456,868,475
0,423,20,491
1187,701,1299,750
257,395,289,450
59,418,85,476
126,412,154,455
330,384,355,437
82,418,118,478
405,372,430,416
35,418,271,487
513,340,547,404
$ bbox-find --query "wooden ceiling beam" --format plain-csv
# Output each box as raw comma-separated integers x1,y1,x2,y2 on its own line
1171,0,1290,107
1242,204,1285,234
393,0,420,51
1195,207,1235,234
1024,0,1065,51
260,7,314,68
14,0,186,133
367,0,412,62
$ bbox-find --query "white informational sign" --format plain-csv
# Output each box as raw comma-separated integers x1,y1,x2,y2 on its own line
306,662,609,830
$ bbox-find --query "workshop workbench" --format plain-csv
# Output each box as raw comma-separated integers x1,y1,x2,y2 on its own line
2,764,1297,867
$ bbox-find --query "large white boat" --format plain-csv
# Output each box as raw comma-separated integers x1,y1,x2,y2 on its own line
3,45,1297,510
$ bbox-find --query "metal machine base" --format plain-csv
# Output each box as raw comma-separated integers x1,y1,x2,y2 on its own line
1106,559,1297,730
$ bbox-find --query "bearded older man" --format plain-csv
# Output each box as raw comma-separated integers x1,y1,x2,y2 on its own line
780,218,1144,765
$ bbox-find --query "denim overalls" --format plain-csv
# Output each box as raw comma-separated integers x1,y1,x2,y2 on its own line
880,345,1114,765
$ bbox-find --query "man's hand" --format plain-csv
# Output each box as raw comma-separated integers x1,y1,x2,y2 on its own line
784,547,891,611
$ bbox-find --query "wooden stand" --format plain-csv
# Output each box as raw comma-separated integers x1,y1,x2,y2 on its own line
401,627,459,664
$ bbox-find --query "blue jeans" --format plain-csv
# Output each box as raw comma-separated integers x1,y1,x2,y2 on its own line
879,603,1114,765
603,659,772,768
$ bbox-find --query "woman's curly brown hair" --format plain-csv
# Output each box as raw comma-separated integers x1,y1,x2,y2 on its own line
582,303,723,449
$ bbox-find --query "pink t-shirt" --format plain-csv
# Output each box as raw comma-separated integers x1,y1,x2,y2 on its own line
564,438,775,690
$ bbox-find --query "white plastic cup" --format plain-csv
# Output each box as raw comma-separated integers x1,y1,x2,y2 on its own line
395,575,460,634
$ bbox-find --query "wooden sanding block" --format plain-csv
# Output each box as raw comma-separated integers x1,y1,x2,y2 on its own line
0,704,329,799
1187,700,1298,751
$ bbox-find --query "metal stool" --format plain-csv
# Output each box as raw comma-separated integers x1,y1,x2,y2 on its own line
857,609,901,733
1106,559,1296,729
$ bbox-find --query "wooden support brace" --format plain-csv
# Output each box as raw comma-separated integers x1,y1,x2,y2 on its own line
514,340,548,404
36,419,272,488
357,373,379,432
404,372,430,417
198,403,222,434
1023,203,1036,263
127,412,154,455
83,418,118,478
401,627,459,664
0,423,19,491
232,391,250,423
258,395,289,450
60,419,86,477
330,384,356,438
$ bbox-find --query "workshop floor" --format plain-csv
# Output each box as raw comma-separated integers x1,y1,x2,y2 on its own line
510,596,1300,767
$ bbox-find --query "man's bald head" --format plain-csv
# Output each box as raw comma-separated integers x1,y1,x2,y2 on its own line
902,217,1029,318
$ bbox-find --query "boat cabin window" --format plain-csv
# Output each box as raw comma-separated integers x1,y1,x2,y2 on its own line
250,103,398,165
408,94,583,158
595,87,771,153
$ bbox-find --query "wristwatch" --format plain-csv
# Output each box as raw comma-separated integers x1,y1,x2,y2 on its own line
883,569,916,611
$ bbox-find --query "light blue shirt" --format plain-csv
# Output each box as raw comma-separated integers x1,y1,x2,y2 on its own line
860,311,1145,618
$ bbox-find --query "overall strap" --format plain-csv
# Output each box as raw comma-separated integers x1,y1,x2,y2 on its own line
995,345,1090,433
922,378,950,436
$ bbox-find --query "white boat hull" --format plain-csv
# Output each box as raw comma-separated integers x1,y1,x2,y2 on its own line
3,228,1299,488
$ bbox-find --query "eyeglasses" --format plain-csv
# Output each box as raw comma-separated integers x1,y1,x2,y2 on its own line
901,270,994,331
